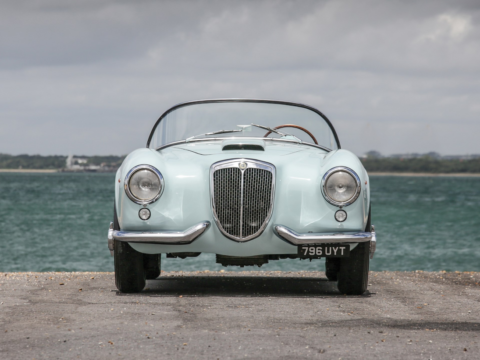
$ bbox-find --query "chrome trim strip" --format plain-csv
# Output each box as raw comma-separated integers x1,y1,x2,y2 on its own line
113,221,210,244
124,164,165,205
107,222,114,256
321,166,361,207
275,225,373,245
370,225,376,259
239,168,245,239
210,158,276,242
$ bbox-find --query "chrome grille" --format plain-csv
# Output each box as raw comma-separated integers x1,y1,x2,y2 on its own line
213,167,242,238
211,159,275,241
242,168,273,238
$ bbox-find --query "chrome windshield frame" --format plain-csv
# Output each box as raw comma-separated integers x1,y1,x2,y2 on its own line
146,98,341,149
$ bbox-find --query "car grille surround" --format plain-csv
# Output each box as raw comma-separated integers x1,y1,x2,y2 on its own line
211,159,275,242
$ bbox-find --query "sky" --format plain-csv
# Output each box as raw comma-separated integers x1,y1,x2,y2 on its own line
0,0,479,156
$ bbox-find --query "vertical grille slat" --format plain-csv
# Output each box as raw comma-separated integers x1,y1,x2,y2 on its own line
211,160,275,241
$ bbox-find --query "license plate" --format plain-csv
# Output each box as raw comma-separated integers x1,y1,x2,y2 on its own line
297,244,350,258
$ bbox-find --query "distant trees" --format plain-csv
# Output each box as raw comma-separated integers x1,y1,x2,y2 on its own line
0,154,125,169
361,157,480,173
360,151,480,173
0,154,66,169
85,156,125,167
364,150,383,159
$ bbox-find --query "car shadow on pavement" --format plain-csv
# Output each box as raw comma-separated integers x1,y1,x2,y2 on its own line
115,275,372,298
380,320,480,332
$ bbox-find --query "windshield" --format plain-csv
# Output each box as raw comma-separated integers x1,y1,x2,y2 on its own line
147,100,340,150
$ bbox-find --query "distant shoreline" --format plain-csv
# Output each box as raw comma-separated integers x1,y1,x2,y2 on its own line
0,169,115,173
369,172,480,177
1,169,480,177
0,169,58,173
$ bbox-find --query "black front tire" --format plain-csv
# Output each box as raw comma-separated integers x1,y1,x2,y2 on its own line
144,254,161,280
325,258,340,281
114,240,146,293
113,205,146,293
336,241,369,295
336,206,371,295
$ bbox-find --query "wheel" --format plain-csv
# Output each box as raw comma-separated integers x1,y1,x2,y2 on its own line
336,242,369,295
113,206,146,293
144,254,161,279
336,206,371,295
325,258,340,281
114,240,146,293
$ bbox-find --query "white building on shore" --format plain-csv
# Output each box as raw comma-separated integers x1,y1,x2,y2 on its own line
65,155,101,172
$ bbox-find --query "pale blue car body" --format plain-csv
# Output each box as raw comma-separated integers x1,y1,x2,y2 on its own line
114,139,370,257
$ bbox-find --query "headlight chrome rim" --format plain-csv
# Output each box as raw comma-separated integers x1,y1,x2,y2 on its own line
321,166,361,207
124,165,164,205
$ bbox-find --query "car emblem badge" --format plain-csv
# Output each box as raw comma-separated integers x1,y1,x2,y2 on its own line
239,162,247,170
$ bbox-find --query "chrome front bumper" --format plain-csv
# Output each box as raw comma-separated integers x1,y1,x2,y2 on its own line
275,225,377,259
107,221,376,259
107,221,210,256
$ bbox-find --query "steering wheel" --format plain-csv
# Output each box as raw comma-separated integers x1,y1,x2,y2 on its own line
263,124,318,145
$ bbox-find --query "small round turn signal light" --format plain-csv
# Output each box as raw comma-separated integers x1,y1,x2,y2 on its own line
335,210,347,222
139,208,151,220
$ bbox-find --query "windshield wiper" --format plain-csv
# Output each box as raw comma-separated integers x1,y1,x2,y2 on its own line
250,123,287,136
186,129,243,141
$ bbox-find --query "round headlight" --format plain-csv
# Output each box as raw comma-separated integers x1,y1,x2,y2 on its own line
125,165,164,204
322,167,361,207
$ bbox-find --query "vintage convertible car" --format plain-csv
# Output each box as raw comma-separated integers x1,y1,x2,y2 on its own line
107,99,376,294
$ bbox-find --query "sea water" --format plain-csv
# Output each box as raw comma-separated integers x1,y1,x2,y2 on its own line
0,173,479,272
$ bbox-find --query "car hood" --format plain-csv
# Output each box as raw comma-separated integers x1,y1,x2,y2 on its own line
171,139,312,156
151,140,331,171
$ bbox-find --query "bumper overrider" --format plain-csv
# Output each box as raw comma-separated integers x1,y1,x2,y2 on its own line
107,222,376,259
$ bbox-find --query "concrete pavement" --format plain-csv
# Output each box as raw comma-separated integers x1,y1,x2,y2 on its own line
1,271,479,359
